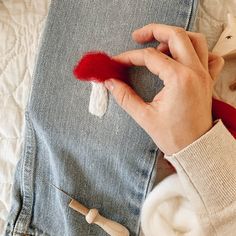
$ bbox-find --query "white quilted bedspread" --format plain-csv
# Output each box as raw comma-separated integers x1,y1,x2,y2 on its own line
0,0,235,235
0,0,50,234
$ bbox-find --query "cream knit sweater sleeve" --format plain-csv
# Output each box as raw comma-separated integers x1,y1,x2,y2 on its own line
165,120,236,235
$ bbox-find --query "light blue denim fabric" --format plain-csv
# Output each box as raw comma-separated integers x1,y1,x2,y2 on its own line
6,0,198,235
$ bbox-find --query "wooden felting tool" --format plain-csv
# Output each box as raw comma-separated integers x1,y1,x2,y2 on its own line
51,184,129,236
69,200,129,236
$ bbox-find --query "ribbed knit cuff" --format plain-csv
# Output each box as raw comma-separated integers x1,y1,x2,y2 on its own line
165,120,236,214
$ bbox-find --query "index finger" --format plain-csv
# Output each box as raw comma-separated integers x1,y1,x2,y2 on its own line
132,24,202,69
113,47,181,83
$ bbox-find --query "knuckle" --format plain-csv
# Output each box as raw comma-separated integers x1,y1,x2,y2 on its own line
197,33,206,41
144,47,156,54
172,27,186,36
148,23,158,28
195,32,207,44
143,47,158,60
116,87,130,108
178,69,194,86
178,68,213,91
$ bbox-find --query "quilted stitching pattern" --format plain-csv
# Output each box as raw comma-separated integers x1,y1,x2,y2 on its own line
0,1,50,234
193,0,236,107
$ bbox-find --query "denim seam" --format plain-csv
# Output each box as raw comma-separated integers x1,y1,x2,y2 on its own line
186,0,199,31
7,226,50,236
12,112,36,235
137,148,159,236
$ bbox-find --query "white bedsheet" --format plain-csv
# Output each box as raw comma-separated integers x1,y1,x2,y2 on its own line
0,0,235,235
0,0,50,234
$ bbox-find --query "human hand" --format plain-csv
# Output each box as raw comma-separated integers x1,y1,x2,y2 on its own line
105,24,224,155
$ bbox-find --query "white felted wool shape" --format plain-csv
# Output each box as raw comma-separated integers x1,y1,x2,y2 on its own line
89,82,108,118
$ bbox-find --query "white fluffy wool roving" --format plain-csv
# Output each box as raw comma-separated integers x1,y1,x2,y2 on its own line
141,174,205,236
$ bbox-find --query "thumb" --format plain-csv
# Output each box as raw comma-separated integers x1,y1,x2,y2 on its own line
104,79,148,124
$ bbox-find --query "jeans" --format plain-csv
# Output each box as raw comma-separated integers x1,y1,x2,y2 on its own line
5,0,198,235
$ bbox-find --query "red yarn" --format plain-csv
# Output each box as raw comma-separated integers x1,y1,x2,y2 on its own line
73,52,129,82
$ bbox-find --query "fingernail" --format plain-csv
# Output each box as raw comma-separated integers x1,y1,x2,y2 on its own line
105,79,114,91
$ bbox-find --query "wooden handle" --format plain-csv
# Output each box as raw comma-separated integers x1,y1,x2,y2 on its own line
69,199,129,236
86,209,130,236
69,199,89,216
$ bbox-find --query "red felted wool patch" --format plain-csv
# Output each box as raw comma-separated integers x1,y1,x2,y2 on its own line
73,51,129,82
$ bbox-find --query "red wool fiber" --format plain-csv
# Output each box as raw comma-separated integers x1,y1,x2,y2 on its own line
73,52,129,82
73,52,236,140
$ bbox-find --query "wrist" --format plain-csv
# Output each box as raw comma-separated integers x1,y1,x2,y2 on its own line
164,120,213,155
